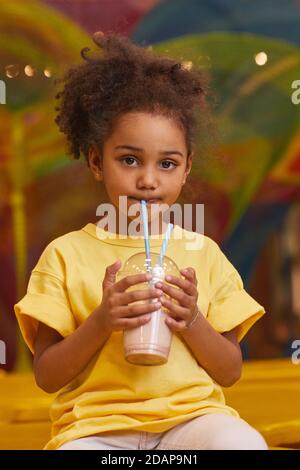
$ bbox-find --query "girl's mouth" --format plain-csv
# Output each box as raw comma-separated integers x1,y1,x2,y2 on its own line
129,197,161,204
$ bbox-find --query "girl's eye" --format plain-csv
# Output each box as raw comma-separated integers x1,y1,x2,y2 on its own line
161,160,177,169
121,156,137,166
120,156,177,170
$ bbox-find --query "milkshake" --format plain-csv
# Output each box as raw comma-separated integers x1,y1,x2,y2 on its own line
117,252,179,366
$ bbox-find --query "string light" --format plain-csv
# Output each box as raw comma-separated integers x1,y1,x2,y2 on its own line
44,68,52,78
24,65,35,77
5,64,53,79
255,52,268,66
5,65,19,78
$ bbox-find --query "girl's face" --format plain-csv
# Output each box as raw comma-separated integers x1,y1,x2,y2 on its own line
89,111,192,234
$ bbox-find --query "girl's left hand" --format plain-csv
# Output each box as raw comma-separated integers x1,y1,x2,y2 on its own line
155,267,199,332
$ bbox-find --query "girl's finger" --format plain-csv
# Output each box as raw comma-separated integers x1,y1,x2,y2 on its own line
115,272,152,293
180,267,198,286
165,315,187,332
121,287,163,306
160,296,189,320
119,314,152,330
157,283,193,308
159,275,196,297
115,300,161,317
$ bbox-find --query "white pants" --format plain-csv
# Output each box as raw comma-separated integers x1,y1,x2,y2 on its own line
57,413,268,450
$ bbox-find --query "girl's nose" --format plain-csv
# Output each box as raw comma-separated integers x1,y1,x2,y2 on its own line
137,170,159,190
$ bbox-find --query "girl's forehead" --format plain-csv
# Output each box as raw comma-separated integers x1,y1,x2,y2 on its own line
111,111,185,139
116,111,172,125
102,111,188,154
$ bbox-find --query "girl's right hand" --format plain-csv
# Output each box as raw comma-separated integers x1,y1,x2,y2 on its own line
97,260,163,332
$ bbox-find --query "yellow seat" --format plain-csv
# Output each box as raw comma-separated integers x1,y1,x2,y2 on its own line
224,358,300,449
0,359,299,449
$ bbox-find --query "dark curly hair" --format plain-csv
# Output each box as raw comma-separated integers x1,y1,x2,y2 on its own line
55,32,213,163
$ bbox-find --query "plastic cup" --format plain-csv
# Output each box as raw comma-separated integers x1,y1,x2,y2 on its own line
116,252,180,365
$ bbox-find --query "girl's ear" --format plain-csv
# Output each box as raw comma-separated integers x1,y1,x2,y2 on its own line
88,145,103,182
182,151,193,185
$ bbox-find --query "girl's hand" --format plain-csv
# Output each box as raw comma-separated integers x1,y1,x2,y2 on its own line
97,260,163,332
155,267,199,332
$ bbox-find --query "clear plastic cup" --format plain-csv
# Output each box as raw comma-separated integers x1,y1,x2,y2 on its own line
116,252,180,365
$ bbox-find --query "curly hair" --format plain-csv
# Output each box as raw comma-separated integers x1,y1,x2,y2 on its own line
55,32,213,163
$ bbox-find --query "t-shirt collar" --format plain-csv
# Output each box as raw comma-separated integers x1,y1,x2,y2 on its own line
82,222,182,247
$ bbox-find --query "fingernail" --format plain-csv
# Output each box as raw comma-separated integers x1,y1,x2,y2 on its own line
155,282,162,288
165,275,171,281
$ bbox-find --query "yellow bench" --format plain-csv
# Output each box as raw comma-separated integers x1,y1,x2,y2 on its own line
0,359,299,450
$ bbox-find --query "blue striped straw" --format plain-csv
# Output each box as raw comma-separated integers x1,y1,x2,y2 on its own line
140,200,152,274
158,223,174,267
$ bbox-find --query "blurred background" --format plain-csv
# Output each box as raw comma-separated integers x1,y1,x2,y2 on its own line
1,0,300,371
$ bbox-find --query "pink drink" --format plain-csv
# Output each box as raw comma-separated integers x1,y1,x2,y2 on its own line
123,265,173,365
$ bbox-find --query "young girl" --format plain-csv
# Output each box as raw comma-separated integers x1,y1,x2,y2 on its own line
14,32,268,450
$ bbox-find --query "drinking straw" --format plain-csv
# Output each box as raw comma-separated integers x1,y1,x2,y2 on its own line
157,223,174,267
140,200,152,274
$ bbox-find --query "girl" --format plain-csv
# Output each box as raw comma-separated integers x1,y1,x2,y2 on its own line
14,32,268,450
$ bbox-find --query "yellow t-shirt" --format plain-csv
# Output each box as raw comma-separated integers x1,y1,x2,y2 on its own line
14,223,265,450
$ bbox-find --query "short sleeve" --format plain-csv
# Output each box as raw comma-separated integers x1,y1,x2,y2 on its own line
14,243,76,354
206,240,265,342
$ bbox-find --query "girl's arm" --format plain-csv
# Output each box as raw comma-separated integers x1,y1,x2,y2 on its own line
33,307,112,393
156,268,242,387
33,265,162,393
181,317,242,387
